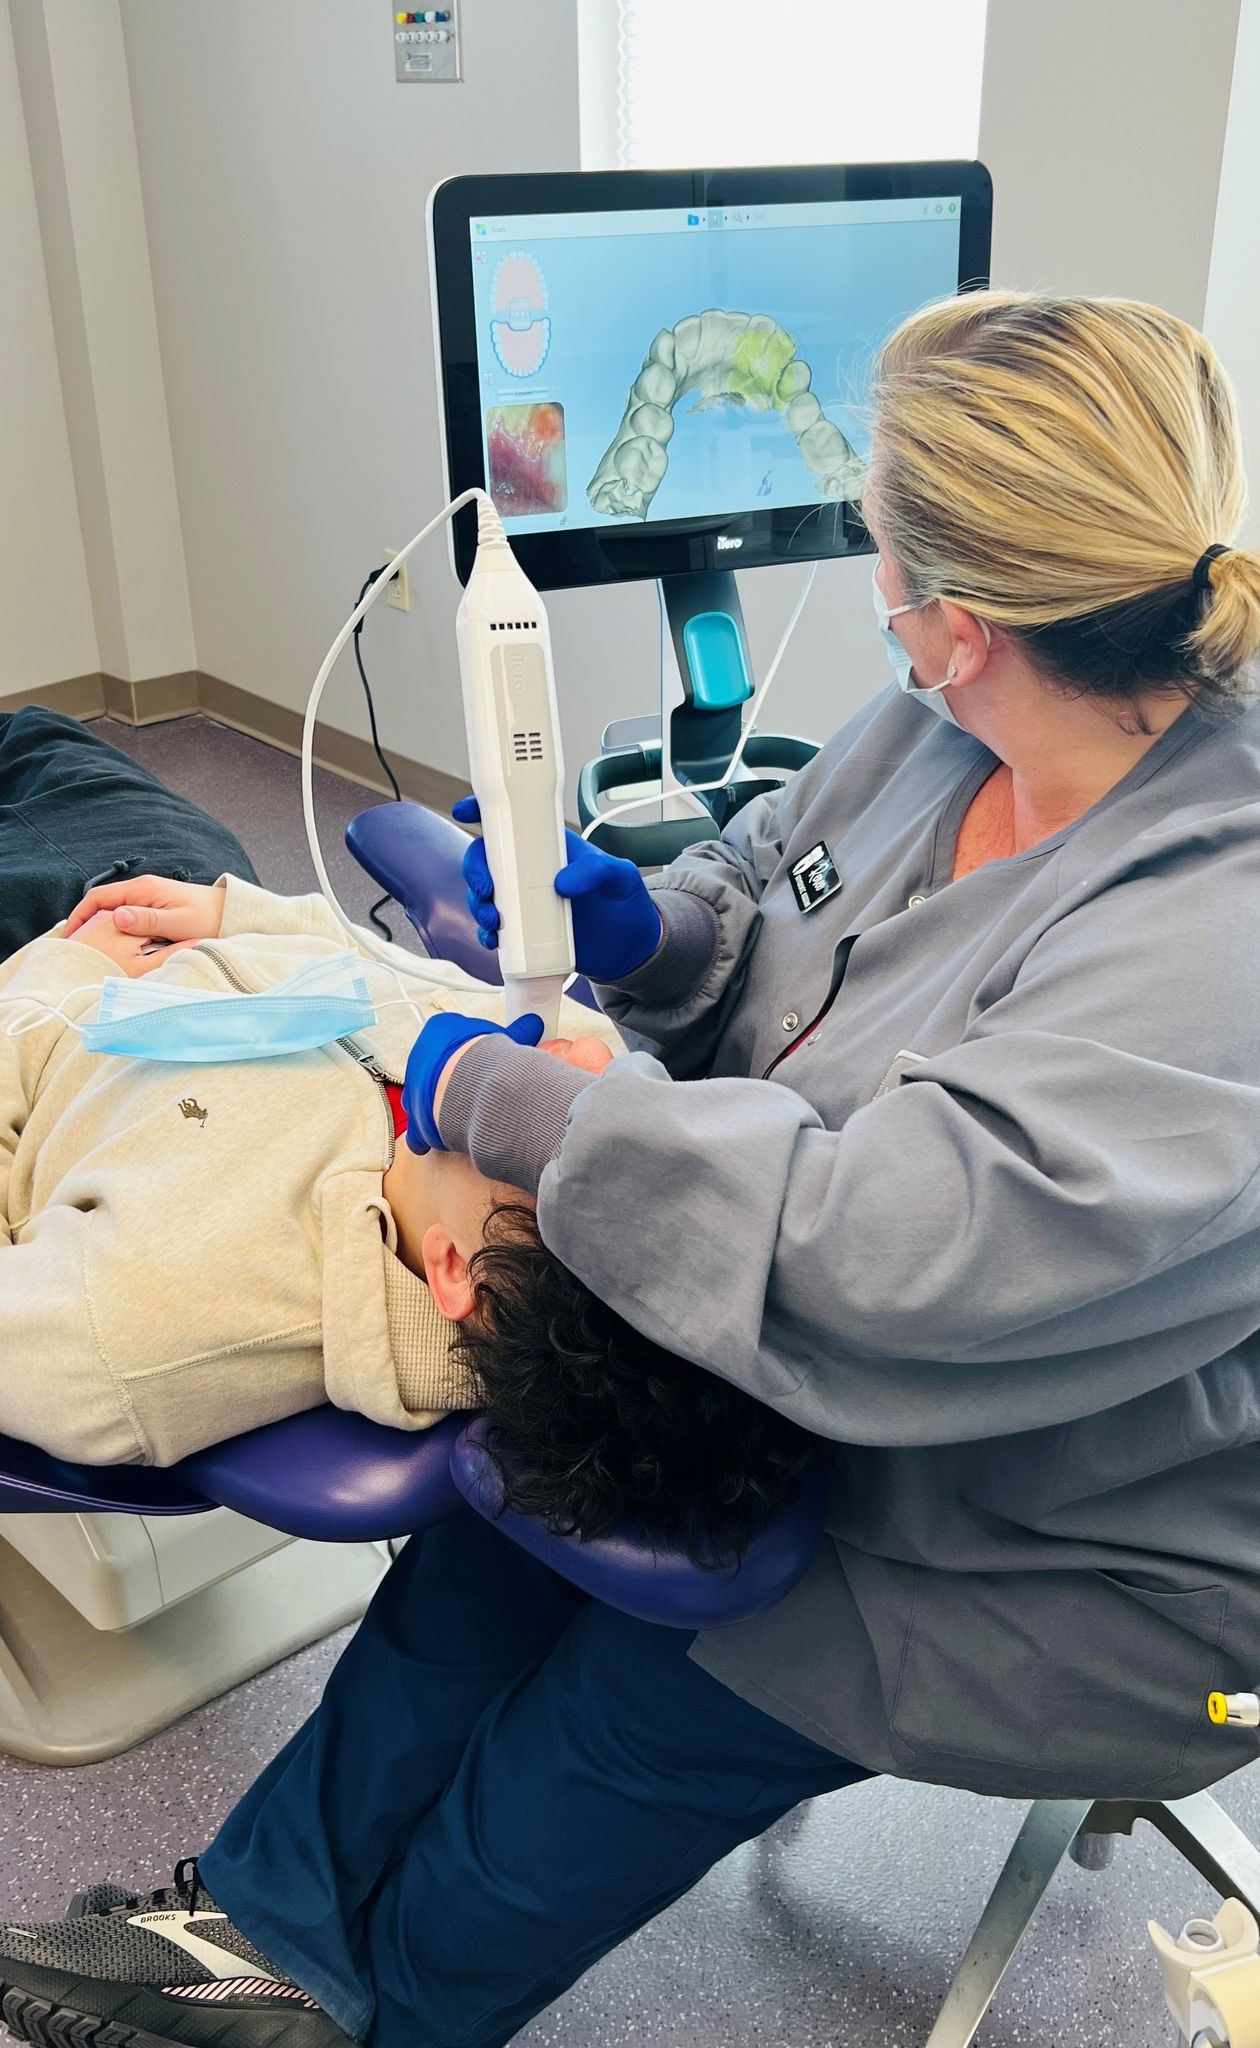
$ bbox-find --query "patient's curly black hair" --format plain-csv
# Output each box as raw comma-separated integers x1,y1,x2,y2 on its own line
453,1204,821,1566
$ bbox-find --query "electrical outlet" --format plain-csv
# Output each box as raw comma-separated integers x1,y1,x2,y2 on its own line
384,548,410,612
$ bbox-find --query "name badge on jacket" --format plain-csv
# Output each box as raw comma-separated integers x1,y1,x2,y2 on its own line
789,842,842,914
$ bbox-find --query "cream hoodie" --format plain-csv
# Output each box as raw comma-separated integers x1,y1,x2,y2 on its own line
0,874,617,1467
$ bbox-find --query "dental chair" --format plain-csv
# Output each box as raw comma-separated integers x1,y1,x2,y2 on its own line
2,800,1255,2048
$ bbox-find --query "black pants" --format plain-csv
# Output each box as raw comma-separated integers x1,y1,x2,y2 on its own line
0,708,257,960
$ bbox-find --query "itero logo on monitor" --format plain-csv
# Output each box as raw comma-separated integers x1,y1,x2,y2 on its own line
716,534,744,551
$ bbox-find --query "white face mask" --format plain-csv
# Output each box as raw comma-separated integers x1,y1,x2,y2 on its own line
871,563,990,727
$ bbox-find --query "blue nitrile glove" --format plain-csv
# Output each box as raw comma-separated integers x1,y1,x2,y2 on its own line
401,1010,545,1154
453,797,662,984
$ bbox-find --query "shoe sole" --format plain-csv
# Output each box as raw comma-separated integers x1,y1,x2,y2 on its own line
2,1981,169,2048
1,1974,338,2048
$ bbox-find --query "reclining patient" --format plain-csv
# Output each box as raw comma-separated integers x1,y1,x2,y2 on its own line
0,710,811,1559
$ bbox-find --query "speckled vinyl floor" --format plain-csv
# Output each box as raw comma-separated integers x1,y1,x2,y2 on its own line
2,714,1256,2045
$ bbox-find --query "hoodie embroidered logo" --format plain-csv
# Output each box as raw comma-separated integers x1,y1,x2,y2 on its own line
178,1098,208,1127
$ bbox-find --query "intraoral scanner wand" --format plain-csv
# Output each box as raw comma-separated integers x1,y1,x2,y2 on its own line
303,489,574,1038
457,497,574,1036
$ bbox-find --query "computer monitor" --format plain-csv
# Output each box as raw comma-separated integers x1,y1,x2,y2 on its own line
429,162,992,592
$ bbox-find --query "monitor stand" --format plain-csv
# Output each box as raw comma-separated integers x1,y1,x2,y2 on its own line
661,569,754,820
577,569,818,865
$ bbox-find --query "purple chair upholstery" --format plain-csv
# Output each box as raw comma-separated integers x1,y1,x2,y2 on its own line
0,1411,824,1626
348,800,499,985
180,1410,466,1542
0,1433,209,1518
450,1420,828,1631
0,1412,467,1541
346,799,599,1009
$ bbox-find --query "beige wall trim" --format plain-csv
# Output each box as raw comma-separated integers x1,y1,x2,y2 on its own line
0,671,201,725
101,670,201,725
196,673,468,808
0,673,107,719
0,669,466,807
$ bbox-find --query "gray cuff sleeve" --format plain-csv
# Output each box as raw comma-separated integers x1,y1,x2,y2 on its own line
598,885,722,1007
438,1036,597,1194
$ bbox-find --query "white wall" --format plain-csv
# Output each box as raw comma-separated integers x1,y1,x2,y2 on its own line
1204,0,1260,547
9,0,196,685
120,0,600,783
0,0,97,697
116,0,1248,798
978,0,1240,318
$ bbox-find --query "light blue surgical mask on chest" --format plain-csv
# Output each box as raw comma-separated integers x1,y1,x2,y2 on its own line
871,563,990,727
79,951,379,1062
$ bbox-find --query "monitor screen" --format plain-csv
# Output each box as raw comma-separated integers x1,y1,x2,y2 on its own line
430,165,991,589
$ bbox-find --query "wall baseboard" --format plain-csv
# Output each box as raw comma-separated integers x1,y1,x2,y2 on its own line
0,673,109,719
102,670,201,725
0,670,466,807
195,674,467,808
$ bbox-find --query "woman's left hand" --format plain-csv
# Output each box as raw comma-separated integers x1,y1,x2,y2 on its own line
402,1011,546,1154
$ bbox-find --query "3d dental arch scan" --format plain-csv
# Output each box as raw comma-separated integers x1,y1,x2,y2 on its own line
586,310,864,520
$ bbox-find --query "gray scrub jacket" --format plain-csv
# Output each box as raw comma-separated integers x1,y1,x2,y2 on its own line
442,685,1260,1800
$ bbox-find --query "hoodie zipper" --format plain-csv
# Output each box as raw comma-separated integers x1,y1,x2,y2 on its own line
345,1045,399,1167
198,940,399,1161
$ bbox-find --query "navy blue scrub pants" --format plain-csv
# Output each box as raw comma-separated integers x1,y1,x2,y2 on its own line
202,1511,868,2048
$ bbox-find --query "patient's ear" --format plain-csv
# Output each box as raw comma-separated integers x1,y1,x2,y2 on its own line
421,1224,476,1322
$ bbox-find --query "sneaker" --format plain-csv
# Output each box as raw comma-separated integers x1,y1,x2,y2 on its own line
0,1858,350,2048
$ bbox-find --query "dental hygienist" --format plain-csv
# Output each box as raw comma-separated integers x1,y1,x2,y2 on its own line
14,290,1260,2048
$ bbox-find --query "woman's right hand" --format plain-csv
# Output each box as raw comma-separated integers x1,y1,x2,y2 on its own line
63,874,226,945
454,798,662,984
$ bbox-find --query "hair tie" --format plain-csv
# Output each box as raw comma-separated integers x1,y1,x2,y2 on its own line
1193,543,1230,595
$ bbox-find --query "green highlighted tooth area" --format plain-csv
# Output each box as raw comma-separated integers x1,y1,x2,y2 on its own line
730,324,799,409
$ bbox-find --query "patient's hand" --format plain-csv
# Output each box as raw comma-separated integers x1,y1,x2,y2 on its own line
541,1036,616,1076
64,875,226,944
67,910,195,978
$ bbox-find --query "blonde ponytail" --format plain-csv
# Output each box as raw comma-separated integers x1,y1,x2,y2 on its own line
868,291,1260,702
1188,546,1260,686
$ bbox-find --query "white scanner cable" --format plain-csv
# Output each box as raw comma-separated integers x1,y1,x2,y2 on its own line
301,487,489,990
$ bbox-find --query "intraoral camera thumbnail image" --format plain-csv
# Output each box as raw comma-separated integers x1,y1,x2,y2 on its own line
486,403,568,518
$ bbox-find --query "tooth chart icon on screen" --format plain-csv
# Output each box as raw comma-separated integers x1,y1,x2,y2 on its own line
489,253,552,378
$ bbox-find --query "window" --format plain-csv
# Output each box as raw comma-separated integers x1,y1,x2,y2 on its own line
579,0,988,171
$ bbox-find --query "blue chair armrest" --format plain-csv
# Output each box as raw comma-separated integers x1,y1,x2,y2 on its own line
450,1420,827,1630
